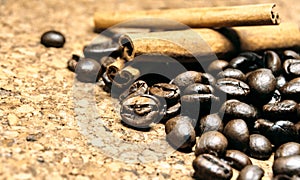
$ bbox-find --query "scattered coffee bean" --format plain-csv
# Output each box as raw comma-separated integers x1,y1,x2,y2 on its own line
248,134,273,160
193,153,233,180
273,155,300,176
199,113,223,135
263,50,282,76
217,68,246,81
149,83,180,106
216,78,250,98
41,30,65,48
229,52,262,73
195,131,228,157
224,150,252,171
237,165,264,180
75,58,101,83
274,142,300,159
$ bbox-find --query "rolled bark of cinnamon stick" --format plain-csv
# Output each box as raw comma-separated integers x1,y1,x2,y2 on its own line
94,4,279,30
106,58,126,81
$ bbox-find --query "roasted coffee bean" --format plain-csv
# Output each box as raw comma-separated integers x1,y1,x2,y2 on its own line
276,75,287,89
75,58,101,83
165,116,196,149
263,50,282,76
183,83,213,95
67,54,81,72
120,94,165,128
149,83,180,106
193,153,233,180
119,80,148,101
262,100,298,121
172,71,208,90
237,165,264,180
283,50,300,60
224,150,252,171
41,30,65,48
216,78,250,98
163,102,181,121
229,52,262,73
273,155,300,176
199,113,223,135
272,174,300,180
280,77,300,102
223,119,249,152
239,51,263,66
295,121,300,135
207,60,229,74
195,131,228,157
248,134,273,160
202,73,216,85
217,68,246,81
267,90,281,104
83,41,121,60
283,59,300,77
275,142,300,159
221,99,258,122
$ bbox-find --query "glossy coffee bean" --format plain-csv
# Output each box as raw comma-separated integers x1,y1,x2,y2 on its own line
283,59,300,77
172,71,208,90
229,52,262,73
224,150,252,171
207,60,229,74
183,83,213,95
202,73,216,85
199,113,223,135
83,41,121,60
283,50,300,60
67,54,81,72
262,100,298,121
165,116,196,149
273,155,300,176
237,165,264,180
195,131,228,157
119,80,148,101
267,90,281,104
193,154,233,180
280,77,300,102
263,50,282,76
272,174,300,180
275,142,300,159
216,78,250,98
163,102,181,121
217,68,246,81
239,51,263,66
75,58,101,83
149,83,180,106
276,75,287,89
248,134,273,160
41,30,65,48
120,94,165,128
223,119,249,152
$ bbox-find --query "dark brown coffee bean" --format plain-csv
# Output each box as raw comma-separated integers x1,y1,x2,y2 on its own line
283,59,300,77
267,90,281,104
262,100,298,121
217,68,246,81
183,83,213,95
83,41,121,60
273,155,300,176
223,119,249,152
237,165,264,180
216,78,250,98
224,150,252,171
165,116,196,149
248,134,273,160
275,142,300,159
202,73,216,85
263,50,282,76
272,174,300,180
193,153,233,180
75,58,101,83
229,52,262,73
199,113,223,135
41,30,65,48
207,60,229,74
277,75,287,89
280,77,300,102
283,50,300,60
195,131,228,157
67,54,81,72
120,94,165,128
119,80,148,101
163,102,181,121
149,83,180,106
172,71,207,90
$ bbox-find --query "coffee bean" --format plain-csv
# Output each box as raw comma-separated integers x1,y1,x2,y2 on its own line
283,59,300,77
41,30,65,48
119,80,148,101
239,52,263,66
83,41,121,60
224,150,252,171
207,60,229,74
183,83,213,95
165,116,196,149
276,75,287,89
217,68,246,81
283,50,300,60
223,119,249,152
163,102,181,121
120,94,165,128
237,165,264,180
193,153,233,180
275,142,300,159
272,174,299,180
280,77,300,102
229,52,262,73
216,78,250,98
262,100,298,121
248,134,273,160
263,50,282,76
172,71,208,90
67,54,81,72
202,73,216,85
149,83,180,106
75,58,101,83
199,113,223,135
273,155,300,176
195,131,228,157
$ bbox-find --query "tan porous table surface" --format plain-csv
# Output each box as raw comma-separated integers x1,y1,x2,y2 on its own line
1,0,299,179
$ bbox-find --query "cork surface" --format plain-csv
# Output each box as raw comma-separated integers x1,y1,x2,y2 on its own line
1,0,299,179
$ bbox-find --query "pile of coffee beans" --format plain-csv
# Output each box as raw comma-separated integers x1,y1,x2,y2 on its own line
67,38,300,179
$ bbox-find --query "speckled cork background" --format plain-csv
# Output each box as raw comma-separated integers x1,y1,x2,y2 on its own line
0,0,300,179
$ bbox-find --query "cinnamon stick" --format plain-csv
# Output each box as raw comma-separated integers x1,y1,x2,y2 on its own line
94,4,279,30
106,58,126,81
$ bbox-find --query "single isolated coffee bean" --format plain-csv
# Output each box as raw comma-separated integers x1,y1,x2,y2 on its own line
248,134,273,160
215,78,250,98
273,155,300,177
283,59,300,77
193,153,233,180
237,165,264,180
223,119,249,152
41,30,65,48
262,100,298,121
195,131,228,157
183,83,213,95
199,113,223,135
274,142,300,159
75,58,101,83
165,116,196,150
224,150,252,171
83,41,121,60
217,68,246,81
149,83,180,106
263,50,282,76
120,94,165,128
